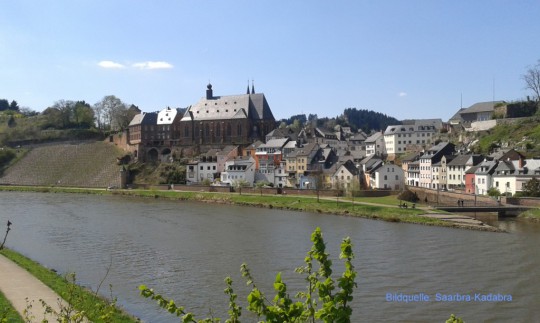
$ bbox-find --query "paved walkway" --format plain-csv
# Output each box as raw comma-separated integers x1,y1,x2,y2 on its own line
0,254,72,322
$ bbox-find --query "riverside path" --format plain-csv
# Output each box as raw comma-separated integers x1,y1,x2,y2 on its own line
0,254,81,322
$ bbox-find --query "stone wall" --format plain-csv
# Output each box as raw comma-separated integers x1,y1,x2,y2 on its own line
409,187,499,206
505,197,540,207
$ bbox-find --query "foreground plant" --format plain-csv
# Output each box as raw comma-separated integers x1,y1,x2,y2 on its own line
139,227,357,322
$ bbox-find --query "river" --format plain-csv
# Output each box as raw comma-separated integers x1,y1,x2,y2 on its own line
1,191,539,322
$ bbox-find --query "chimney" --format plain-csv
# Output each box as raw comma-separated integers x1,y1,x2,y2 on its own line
206,83,213,99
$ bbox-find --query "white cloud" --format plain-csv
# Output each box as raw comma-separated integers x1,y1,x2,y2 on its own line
398,92,407,97
97,60,125,69
132,61,173,70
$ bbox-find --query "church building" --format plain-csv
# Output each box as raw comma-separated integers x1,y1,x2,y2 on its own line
177,83,275,146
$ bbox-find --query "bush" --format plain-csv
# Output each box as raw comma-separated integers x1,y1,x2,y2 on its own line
397,189,419,202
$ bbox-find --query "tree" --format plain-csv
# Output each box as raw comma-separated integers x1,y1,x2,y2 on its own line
522,177,540,197
19,107,39,117
73,101,95,128
139,227,357,323
0,99,9,111
42,106,63,129
94,95,129,131
9,100,19,111
523,60,540,102
94,95,126,130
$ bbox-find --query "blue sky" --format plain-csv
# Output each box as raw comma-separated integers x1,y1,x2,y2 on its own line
1,1,539,121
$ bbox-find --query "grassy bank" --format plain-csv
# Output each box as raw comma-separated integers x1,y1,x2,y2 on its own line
111,188,452,226
0,288,23,323
518,208,540,221
0,248,138,323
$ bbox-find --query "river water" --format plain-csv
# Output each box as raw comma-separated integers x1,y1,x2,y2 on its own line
1,192,539,322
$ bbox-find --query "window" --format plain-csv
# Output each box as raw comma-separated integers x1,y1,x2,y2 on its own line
200,166,203,170
384,175,388,180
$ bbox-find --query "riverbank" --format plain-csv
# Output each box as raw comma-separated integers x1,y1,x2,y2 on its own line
0,248,138,322
518,208,540,222
0,185,503,231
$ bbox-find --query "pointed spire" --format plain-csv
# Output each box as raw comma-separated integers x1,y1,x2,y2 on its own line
251,79,255,94
247,80,250,94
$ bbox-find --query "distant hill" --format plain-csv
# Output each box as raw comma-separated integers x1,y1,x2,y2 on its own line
279,108,401,133
342,108,401,132
0,141,124,188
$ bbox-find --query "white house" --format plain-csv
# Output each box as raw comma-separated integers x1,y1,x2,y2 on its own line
365,132,385,157
418,142,455,189
185,152,219,184
368,163,405,190
331,160,360,190
491,159,540,196
474,160,498,195
220,156,256,187
383,124,436,155
446,154,484,190
255,138,289,186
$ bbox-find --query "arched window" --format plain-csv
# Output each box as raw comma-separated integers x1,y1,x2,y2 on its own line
227,123,232,136
216,124,221,137
184,125,189,137
205,123,210,137
237,124,242,136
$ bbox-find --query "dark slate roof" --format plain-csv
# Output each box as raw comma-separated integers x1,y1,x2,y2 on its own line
181,92,274,122
465,165,480,174
447,154,484,166
266,127,299,141
288,142,319,158
449,108,465,122
475,160,498,175
341,160,359,176
447,154,472,166
365,132,383,143
495,160,515,173
461,101,503,114
402,152,421,162
140,112,158,125
350,132,367,141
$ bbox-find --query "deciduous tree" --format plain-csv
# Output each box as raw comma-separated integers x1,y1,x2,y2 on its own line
523,60,540,102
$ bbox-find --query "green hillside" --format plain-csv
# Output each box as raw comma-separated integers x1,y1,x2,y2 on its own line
0,141,124,188
469,117,540,155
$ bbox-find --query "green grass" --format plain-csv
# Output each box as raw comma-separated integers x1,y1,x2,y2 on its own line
0,248,138,323
518,208,540,221
111,189,449,226
474,117,540,155
0,289,24,323
343,195,405,206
